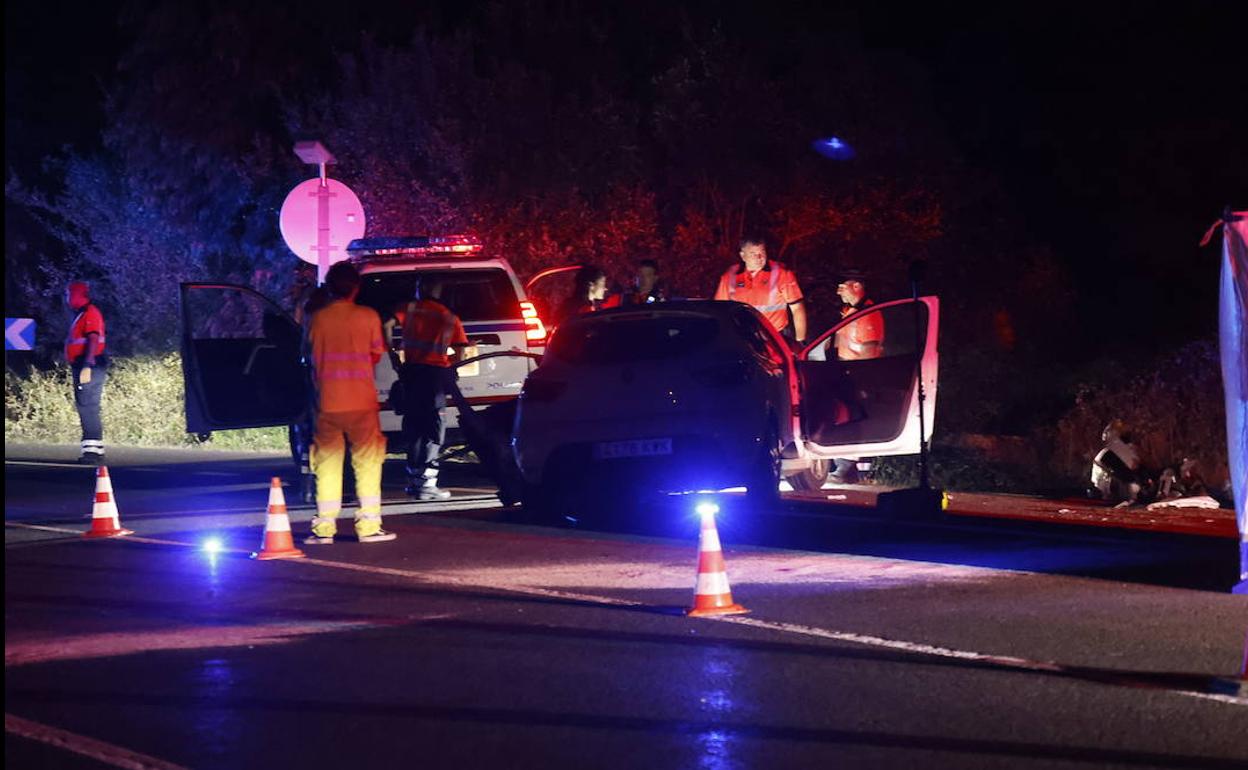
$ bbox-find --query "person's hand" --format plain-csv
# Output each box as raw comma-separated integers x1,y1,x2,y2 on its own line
78,367,92,385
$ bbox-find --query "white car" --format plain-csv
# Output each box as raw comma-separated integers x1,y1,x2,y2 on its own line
513,297,939,511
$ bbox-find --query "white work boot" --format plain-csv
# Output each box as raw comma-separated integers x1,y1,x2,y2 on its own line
418,480,451,501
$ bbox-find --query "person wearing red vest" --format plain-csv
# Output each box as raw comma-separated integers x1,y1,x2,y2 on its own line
833,276,884,361
399,276,469,500
64,281,108,464
305,262,394,544
830,274,885,484
713,236,808,344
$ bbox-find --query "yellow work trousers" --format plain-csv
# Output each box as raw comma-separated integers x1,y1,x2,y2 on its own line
310,409,386,538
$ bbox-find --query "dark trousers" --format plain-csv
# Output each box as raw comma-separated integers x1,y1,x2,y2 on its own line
72,363,107,455
400,363,450,482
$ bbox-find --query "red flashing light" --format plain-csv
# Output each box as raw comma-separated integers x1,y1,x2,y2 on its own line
520,301,547,347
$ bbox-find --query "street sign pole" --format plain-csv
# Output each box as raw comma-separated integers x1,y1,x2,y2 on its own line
314,159,333,285
291,141,344,286
282,142,365,285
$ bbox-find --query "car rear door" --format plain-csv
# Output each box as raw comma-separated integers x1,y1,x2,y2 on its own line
180,283,308,435
796,297,939,457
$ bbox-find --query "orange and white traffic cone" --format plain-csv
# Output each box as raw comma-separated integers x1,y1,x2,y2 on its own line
251,477,305,560
82,466,133,538
687,507,748,617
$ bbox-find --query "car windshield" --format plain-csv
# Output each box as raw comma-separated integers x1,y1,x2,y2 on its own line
549,313,719,364
358,268,520,322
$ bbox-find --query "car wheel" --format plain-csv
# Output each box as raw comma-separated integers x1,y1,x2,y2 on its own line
746,424,782,509
785,458,829,491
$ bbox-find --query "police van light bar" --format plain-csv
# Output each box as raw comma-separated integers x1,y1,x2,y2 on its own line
347,235,483,259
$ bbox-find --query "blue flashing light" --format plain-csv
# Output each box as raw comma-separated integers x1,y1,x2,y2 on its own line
812,136,856,160
695,501,720,517
202,537,224,555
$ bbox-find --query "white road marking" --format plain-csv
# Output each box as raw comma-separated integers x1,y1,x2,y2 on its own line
7,521,1243,708
5,712,191,770
4,460,90,469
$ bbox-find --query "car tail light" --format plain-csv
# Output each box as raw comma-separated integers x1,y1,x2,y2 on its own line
520,301,547,347
521,377,566,402
691,360,752,388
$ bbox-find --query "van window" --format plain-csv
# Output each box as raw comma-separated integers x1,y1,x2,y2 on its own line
358,269,520,323
549,314,719,365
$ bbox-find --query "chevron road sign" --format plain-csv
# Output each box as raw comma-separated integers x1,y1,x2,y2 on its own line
5,318,36,351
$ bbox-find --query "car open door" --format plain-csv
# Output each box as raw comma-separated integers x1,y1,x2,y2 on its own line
180,283,308,436
796,297,939,458
524,265,583,324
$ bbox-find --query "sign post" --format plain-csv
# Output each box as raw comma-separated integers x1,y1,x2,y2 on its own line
280,141,366,285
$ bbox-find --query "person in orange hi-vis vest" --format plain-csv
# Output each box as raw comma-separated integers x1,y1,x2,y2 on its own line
713,235,808,344
64,281,108,464
398,275,469,500
833,275,884,361
829,273,885,484
304,262,395,544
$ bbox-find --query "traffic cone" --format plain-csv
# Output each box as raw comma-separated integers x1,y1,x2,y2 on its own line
687,508,749,617
82,466,133,538
251,477,305,560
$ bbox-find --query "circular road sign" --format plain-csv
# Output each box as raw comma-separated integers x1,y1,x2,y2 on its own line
278,177,367,267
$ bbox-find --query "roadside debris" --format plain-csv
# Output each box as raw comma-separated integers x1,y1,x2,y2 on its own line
1089,421,1228,509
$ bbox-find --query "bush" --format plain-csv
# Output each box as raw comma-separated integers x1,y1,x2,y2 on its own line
5,353,287,451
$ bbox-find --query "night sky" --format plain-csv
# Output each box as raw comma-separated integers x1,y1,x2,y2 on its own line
6,0,1246,345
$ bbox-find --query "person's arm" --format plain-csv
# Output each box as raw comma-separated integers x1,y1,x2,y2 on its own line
790,301,808,343
448,317,470,363
780,269,807,342
78,332,100,383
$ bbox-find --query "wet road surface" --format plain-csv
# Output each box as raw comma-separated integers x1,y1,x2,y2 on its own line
6,445,1247,769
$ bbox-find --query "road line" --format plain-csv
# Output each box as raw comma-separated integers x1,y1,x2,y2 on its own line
11,522,1244,707
4,460,91,469
5,712,191,770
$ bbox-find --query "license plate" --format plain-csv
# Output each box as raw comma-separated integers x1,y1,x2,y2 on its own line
593,438,673,460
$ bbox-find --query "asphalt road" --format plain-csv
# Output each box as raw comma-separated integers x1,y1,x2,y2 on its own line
5,444,1247,769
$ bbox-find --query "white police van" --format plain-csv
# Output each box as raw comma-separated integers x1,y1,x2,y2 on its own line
349,235,546,437
178,235,547,461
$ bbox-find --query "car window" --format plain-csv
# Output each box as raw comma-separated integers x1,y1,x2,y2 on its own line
548,314,719,364
358,269,520,323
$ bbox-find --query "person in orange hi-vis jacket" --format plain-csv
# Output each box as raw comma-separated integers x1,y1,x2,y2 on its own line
398,275,470,500
64,281,108,464
713,235,808,345
833,275,884,361
304,262,395,544
829,273,885,484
